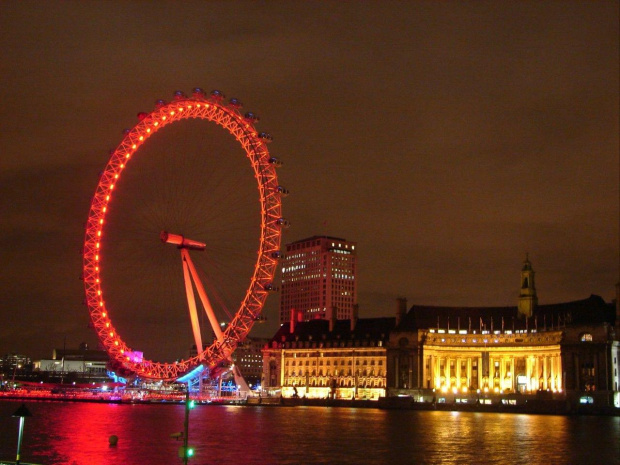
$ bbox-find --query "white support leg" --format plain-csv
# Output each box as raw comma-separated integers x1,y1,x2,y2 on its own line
181,249,227,354
182,253,203,354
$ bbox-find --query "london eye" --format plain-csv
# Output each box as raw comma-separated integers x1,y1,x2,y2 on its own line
82,88,287,381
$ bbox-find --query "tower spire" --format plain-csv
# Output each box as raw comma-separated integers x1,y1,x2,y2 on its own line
518,254,537,318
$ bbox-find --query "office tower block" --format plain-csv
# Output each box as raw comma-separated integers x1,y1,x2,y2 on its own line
280,236,357,324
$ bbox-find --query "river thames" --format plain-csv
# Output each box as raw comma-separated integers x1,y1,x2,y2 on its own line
1,400,619,464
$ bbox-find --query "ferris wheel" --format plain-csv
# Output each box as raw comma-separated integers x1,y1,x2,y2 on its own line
82,88,288,381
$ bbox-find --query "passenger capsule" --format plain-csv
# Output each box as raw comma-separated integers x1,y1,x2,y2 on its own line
244,112,260,123
192,87,205,96
173,90,186,100
268,157,283,167
210,90,225,101
276,218,290,228
229,98,243,109
276,185,289,196
270,251,283,259
264,283,279,292
137,112,148,121
258,132,273,142
155,99,167,108
122,128,130,135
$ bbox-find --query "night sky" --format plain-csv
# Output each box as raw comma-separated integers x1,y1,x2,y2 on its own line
1,1,618,361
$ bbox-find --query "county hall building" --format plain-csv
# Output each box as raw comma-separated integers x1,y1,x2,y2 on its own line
386,257,620,408
263,254,619,409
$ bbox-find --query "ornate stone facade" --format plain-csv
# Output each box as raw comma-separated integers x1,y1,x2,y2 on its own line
386,259,620,407
262,317,394,400
262,258,619,408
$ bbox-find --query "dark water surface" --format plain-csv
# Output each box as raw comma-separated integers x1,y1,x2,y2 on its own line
1,400,619,465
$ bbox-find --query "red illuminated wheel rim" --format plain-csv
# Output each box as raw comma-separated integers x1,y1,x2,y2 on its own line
82,89,285,381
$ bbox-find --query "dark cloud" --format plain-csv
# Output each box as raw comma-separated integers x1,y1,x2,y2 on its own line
0,1,617,360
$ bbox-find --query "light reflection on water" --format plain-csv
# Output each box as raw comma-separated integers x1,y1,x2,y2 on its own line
1,401,618,465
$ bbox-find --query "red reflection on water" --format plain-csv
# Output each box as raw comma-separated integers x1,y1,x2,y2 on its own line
17,402,186,465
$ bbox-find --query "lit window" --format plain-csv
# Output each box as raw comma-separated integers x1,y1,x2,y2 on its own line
580,333,593,342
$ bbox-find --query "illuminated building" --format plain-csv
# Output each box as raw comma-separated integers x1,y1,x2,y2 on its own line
386,258,620,408
280,236,357,324
1,353,32,374
34,343,112,384
1,353,33,387
232,337,270,388
262,312,394,400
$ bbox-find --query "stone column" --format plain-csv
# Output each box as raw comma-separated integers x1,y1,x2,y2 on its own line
499,356,505,391
280,350,286,387
428,354,433,389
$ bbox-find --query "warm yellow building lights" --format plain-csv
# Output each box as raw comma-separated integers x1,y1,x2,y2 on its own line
422,329,563,394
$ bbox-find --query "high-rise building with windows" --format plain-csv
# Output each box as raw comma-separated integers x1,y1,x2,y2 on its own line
280,236,357,324
232,336,270,388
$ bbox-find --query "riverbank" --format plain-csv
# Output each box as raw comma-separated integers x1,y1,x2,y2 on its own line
1,462,42,465
0,391,243,406
247,394,620,416
377,395,620,416
3,391,619,416
0,391,123,404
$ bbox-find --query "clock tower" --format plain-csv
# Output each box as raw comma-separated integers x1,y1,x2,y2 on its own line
518,254,537,318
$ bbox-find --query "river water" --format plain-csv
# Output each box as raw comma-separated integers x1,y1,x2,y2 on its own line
1,400,618,465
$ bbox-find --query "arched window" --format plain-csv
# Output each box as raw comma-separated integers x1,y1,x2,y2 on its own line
580,333,593,342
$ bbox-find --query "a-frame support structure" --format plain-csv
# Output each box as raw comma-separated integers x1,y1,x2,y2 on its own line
161,231,250,393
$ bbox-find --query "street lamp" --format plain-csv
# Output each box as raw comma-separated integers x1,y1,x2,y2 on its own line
180,387,196,464
12,403,32,465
